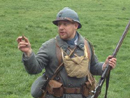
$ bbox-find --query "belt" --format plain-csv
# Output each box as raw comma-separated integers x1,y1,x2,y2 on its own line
47,82,91,97
63,87,82,94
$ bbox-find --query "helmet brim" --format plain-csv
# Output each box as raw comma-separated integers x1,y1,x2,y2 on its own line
52,18,82,29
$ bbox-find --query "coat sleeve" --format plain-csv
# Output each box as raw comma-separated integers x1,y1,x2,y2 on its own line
90,54,104,75
22,42,49,74
89,42,104,75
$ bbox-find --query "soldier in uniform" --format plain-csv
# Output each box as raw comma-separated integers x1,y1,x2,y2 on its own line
17,7,117,98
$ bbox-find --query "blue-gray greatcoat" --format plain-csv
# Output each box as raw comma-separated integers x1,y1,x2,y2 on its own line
22,33,103,98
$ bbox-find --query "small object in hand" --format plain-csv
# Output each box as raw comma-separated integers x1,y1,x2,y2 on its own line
22,35,25,41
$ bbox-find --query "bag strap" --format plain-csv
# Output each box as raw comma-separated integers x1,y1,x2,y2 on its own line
41,39,77,98
84,40,96,85
56,41,62,65
84,39,93,61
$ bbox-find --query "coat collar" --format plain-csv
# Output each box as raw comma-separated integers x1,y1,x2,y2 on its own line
56,32,85,50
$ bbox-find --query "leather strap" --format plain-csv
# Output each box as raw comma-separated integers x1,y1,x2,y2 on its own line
63,87,81,94
84,40,91,61
56,41,62,65
104,70,111,98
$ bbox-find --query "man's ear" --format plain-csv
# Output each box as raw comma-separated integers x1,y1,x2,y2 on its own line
74,22,79,29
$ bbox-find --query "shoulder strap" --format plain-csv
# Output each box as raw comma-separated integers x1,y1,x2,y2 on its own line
41,40,64,98
84,39,96,86
56,40,62,65
84,39,92,61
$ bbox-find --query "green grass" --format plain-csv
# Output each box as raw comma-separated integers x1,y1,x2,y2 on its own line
0,0,130,98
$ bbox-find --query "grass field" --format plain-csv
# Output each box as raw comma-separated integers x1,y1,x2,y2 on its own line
0,0,130,98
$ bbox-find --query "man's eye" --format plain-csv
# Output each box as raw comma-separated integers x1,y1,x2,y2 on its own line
63,23,67,26
58,23,61,26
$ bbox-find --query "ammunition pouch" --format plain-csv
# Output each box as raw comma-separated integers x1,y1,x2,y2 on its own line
47,80,63,97
47,79,96,97
82,80,96,97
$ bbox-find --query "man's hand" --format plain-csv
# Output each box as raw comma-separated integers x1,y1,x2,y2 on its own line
17,36,32,57
102,55,117,71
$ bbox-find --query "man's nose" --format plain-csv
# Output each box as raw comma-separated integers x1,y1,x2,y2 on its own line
58,24,64,29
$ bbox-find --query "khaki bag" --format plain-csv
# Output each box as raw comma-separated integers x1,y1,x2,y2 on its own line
62,46,89,78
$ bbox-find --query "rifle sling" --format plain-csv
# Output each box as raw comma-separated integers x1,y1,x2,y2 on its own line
104,69,111,98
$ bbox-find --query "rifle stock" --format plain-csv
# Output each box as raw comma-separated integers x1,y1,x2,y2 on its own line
91,20,130,98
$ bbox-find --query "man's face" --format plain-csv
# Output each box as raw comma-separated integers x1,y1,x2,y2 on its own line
57,20,78,40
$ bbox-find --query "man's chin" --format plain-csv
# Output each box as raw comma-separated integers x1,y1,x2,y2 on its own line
60,35,68,40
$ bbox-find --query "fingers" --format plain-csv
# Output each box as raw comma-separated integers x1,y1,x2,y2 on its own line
107,55,113,60
17,36,22,43
17,36,32,52
108,58,117,69
16,36,29,43
18,42,30,49
22,36,29,43
103,56,117,70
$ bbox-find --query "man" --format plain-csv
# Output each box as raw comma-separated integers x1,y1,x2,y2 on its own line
17,7,116,98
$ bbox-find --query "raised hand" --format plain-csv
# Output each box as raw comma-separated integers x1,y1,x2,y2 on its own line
17,36,32,57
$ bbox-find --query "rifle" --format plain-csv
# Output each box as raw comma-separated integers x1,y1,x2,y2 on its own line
91,20,130,98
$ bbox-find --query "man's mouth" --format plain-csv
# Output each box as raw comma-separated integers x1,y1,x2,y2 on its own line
60,32,66,36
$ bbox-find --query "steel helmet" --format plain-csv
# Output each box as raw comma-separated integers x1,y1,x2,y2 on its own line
52,7,82,29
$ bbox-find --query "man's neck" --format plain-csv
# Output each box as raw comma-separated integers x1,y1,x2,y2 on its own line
65,32,78,45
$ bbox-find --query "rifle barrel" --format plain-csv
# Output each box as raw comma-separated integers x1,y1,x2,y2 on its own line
112,21,130,57
91,20,130,98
